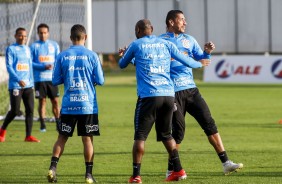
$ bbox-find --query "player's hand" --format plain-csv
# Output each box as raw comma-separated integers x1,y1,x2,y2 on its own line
118,46,127,57
199,59,211,67
18,80,26,87
204,42,215,54
45,64,53,70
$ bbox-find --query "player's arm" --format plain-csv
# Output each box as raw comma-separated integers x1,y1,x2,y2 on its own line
32,62,49,70
118,44,135,69
5,47,20,82
191,38,214,60
93,53,104,86
169,42,209,68
52,55,63,85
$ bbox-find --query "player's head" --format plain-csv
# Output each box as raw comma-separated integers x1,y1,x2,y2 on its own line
70,24,87,44
166,10,187,34
15,27,27,45
37,23,49,42
135,19,153,39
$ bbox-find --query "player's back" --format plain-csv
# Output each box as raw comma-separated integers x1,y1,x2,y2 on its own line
53,45,104,114
123,35,175,98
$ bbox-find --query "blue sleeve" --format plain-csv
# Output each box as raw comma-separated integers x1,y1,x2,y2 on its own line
32,62,46,70
5,47,20,82
55,42,60,59
93,54,104,85
52,55,63,85
191,38,211,60
118,44,135,69
169,42,202,68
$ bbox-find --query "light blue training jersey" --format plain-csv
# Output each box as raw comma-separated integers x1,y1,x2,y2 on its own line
159,32,211,92
30,40,60,82
52,45,104,115
119,35,202,98
5,43,34,90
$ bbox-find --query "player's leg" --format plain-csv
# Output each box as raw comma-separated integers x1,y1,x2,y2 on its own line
77,114,100,184
47,134,68,183
188,88,243,175
22,87,40,142
156,96,187,181
129,97,155,183
82,135,96,184
38,98,47,131
47,82,60,122
51,97,60,120
47,114,74,182
35,82,47,131
166,90,187,175
0,89,22,142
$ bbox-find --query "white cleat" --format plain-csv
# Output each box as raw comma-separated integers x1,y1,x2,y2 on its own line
223,160,243,175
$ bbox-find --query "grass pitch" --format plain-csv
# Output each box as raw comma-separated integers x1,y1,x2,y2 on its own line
0,72,282,184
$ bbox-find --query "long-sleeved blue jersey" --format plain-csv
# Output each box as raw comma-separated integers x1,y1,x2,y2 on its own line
5,43,34,89
119,35,202,98
52,45,104,115
30,40,60,82
159,32,211,92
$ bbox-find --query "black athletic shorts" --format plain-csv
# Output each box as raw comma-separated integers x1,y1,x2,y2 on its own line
134,96,174,142
58,114,100,137
172,88,218,144
35,81,59,99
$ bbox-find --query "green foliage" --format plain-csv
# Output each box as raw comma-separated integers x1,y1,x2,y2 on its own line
0,73,282,183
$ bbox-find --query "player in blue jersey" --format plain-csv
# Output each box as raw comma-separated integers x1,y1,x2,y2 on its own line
30,23,60,132
47,24,104,184
0,28,40,143
160,10,243,176
119,19,210,183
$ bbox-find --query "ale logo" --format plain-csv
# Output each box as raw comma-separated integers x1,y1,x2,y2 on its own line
215,60,233,78
271,59,282,79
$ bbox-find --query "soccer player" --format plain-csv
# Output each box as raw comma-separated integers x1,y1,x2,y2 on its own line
47,24,104,184
0,27,40,142
118,19,210,183
159,10,243,176
30,23,60,132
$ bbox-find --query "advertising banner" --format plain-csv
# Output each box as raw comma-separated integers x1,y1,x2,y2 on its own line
204,55,282,83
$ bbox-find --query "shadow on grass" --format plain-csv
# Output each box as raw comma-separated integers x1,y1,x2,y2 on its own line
0,151,131,157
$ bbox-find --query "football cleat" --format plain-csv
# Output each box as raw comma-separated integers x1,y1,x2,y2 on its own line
47,169,57,183
223,160,243,175
40,128,47,132
165,170,173,179
165,169,187,181
0,128,6,142
85,173,96,183
128,175,142,183
25,135,40,142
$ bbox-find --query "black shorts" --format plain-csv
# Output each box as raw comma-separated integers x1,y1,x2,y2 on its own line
35,81,59,99
134,96,174,142
172,88,218,144
58,114,100,137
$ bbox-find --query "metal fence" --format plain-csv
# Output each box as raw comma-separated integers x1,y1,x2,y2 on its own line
0,0,281,55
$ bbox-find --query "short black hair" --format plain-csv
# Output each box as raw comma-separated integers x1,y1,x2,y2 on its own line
136,19,152,31
15,27,26,35
70,24,86,41
166,10,184,28
37,23,49,32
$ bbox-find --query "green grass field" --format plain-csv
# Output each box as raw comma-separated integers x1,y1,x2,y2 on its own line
0,72,282,184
